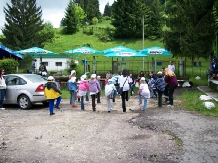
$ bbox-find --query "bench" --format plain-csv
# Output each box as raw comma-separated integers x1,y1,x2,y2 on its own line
177,77,193,87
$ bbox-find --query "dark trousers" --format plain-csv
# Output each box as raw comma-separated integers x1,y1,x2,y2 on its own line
91,94,96,111
164,85,169,102
157,90,164,107
121,91,128,112
168,85,177,105
0,89,6,108
97,92,101,103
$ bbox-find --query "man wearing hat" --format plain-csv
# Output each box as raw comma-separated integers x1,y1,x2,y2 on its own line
44,76,62,115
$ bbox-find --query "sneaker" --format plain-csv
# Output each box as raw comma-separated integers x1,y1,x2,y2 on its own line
139,102,142,105
108,111,110,113
72,104,77,108
167,105,174,108
55,105,61,109
0,108,5,110
50,112,55,115
122,111,126,113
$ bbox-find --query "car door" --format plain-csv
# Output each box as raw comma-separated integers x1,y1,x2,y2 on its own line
4,75,21,103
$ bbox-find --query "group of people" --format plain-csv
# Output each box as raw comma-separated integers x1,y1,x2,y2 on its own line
30,59,47,77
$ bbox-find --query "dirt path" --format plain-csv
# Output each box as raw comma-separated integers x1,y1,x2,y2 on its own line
0,88,218,163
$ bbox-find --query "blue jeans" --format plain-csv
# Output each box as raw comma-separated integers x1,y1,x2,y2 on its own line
81,96,85,110
86,92,89,102
70,90,77,105
0,89,6,108
138,94,148,110
130,84,135,96
49,96,62,113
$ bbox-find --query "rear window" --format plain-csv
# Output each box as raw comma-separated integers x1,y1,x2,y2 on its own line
22,75,47,83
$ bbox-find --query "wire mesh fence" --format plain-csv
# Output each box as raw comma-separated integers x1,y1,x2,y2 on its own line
84,59,209,79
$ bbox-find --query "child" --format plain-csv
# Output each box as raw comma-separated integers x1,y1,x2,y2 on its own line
89,74,101,111
44,76,62,115
148,71,157,98
138,77,150,111
105,79,117,113
68,70,77,108
151,71,165,108
77,75,89,111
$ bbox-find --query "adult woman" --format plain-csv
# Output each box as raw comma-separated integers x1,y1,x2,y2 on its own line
139,71,144,78
164,68,178,107
39,63,47,77
106,70,112,79
0,68,6,110
68,70,77,108
119,69,130,113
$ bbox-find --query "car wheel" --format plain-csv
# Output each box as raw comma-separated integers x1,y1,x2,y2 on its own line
18,95,32,109
42,101,49,107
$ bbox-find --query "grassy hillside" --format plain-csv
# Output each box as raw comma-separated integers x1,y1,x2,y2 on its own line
43,20,209,85
44,20,164,54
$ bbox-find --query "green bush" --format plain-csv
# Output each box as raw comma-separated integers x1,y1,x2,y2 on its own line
0,58,19,74
92,17,98,25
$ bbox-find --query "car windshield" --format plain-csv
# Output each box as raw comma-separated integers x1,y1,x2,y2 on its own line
22,75,47,83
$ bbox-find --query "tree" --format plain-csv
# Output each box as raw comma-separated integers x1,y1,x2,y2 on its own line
86,0,101,22
75,4,86,26
144,0,163,39
73,0,100,22
62,0,78,34
0,0,45,50
111,0,148,38
103,2,111,17
163,0,216,59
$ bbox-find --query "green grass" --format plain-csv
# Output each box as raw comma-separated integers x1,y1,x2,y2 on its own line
178,90,218,117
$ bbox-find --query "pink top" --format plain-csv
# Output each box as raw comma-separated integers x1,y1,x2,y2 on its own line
78,81,89,91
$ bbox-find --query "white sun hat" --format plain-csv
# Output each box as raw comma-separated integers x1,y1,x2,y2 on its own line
48,76,54,81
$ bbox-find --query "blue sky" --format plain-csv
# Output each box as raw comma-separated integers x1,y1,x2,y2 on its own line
0,0,114,34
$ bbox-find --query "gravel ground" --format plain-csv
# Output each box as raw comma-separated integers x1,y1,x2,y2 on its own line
0,87,218,163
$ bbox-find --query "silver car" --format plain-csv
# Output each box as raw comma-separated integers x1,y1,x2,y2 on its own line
3,74,48,109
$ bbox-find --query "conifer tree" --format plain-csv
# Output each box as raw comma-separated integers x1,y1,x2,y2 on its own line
0,0,45,50
103,2,111,17
62,0,78,34
73,0,100,22
111,0,147,38
163,0,216,58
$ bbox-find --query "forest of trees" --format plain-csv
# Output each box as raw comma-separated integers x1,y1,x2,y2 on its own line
0,0,218,59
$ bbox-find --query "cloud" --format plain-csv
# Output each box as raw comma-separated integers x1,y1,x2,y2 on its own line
0,0,115,34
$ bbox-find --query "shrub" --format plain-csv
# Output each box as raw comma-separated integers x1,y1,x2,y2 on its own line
98,27,115,42
0,58,19,74
92,17,98,25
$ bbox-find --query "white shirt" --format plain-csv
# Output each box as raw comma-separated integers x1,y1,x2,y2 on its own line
105,83,116,96
168,64,175,72
119,75,130,91
0,77,6,89
140,83,150,98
